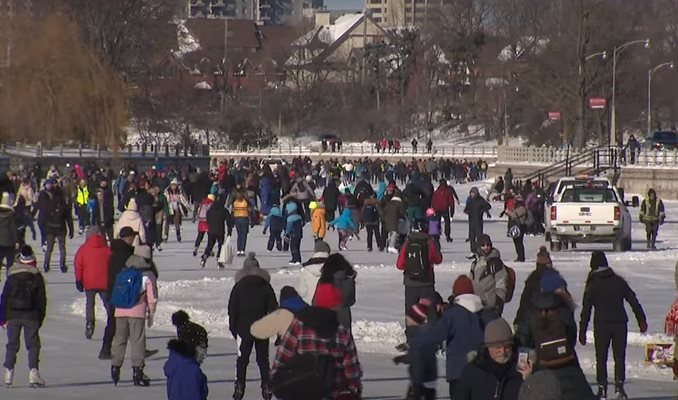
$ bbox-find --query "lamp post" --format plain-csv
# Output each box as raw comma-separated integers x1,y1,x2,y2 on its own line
610,39,650,146
647,61,675,138
579,51,607,76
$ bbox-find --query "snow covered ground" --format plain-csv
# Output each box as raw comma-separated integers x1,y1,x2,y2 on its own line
2,179,678,399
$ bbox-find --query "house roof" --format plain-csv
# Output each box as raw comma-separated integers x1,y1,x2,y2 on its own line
180,18,263,68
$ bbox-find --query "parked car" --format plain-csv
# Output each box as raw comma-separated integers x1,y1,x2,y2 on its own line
647,131,678,151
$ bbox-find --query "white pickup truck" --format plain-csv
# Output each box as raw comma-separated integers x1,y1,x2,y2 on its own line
547,177,634,252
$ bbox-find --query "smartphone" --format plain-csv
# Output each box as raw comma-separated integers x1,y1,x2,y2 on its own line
517,347,530,367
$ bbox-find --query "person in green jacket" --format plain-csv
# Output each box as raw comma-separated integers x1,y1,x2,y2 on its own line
639,188,665,249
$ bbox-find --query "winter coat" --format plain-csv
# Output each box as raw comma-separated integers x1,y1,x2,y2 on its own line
196,198,214,233
250,295,308,340
228,267,278,338
396,232,442,287
361,198,381,226
454,348,524,400
106,239,135,298
470,248,508,310
505,204,527,226
415,294,484,380
290,180,313,201
74,234,111,291
333,270,357,329
259,175,274,215
165,186,190,216
93,192,115,228
328,208,357,231
264,206,284,232
403,183,425,208
115,255,158,319
406,323,438,385
580,267,646,330
0,207,17,247
382,196,405,232
283,201,303,234
299,252,328,304
322,182,341,211
464,196,491,225
515,292,577,350
640,197,665,223
16,183,36,208
232,198,249,219
514,265,552,328
544,362,595,400
431,184,457,213
114,204,146,247
427,217,441,236
206,200,232,237
311,206,327,239
0,263,47,324
39,188,74,236
164,339,209,400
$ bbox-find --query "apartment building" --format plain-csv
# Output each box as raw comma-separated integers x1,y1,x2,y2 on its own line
188,0,316,25
365,0,437,27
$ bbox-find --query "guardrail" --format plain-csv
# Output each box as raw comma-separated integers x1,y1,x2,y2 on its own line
497,146,678,168
1,143,209,159
210,143,499,159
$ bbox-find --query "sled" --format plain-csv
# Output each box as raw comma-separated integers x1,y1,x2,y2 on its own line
644,342,675,367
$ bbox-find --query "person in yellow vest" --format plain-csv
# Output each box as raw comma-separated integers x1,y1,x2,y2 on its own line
232,193,251,256
76,179,90,235
639,188,665,250
309,200,326,241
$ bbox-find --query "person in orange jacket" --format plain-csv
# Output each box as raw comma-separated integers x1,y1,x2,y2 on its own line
310,200,327,241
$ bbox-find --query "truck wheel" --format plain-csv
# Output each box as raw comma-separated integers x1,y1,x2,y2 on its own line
624,238,632,251
613,237,626,252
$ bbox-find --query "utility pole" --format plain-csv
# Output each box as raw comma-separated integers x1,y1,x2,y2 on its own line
220,18,228,113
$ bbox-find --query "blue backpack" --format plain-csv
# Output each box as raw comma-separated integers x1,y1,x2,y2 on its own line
111,267,143,308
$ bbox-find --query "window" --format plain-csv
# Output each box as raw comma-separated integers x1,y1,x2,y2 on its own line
560,188,617,203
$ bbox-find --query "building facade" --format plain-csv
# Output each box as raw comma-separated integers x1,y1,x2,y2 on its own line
187,0,315,25
365,0,438,27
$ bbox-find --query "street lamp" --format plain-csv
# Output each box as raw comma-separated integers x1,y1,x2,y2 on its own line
647,61,675,137
610,39,650,146
579,51,607,76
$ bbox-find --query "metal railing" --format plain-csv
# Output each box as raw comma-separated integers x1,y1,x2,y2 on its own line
1,143,210,159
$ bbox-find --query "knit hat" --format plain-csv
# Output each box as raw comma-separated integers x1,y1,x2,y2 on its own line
518,371,561,400
170,178,179,185
484,318,513,346
135,245,152,260
470,187,479,195
590,250,608,270
243,252,260,269
478,234,492,248
540,270,566,293
86,225,101,239
314,283,343,309
313,240,331,254
18,245,36,266
407,298,432,325
171,310,208,348
536,246,552,267
452,275,475,296
280,286,299,303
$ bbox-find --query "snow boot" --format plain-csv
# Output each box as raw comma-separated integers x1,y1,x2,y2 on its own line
261,381,272,400
111,366,120,385
85,321,94,340
29,368,45,388
615,382,628,400
132,366,150,387
596,385,607,400
60,262,68,273
4,368,13,387
404,385,416,400
233,380,245,400
156,244,163,252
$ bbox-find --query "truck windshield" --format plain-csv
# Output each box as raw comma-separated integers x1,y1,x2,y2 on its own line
561,188,617,203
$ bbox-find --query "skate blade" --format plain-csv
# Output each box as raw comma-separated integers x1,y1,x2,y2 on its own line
29,383,45,388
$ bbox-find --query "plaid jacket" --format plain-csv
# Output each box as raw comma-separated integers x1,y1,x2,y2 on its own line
271,318,362,398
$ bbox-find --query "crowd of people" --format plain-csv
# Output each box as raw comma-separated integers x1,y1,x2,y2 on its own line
0,156,671,400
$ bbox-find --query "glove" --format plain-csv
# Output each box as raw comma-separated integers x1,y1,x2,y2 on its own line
578,331,587,346
75,281,84,293
639,321,648,333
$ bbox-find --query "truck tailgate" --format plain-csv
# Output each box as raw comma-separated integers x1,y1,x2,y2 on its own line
554,203,618,225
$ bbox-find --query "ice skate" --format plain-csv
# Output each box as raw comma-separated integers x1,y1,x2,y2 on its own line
615,382,628,400
261,382,272,400
4,368,13,387
233,380,245,400
85,321,94,340
60,262,68,273
192,247,198,257
132,366,150,387
200,256,207,269
217,262,225,269
596,385,607,400
111,366,120,385
43,262,50,273
29,368,45,388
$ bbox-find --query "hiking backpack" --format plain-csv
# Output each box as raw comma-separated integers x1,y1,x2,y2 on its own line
198,201,213,221
110,267,144,308
504,264,516,303
403,237,429,281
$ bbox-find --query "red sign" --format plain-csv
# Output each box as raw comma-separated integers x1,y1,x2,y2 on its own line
589,97,607,110
548,112,561,121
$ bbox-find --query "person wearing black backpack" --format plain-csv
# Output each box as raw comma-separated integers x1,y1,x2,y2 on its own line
39,179,74,273
362,196,384,252
0,245,47,388
396,220,442,343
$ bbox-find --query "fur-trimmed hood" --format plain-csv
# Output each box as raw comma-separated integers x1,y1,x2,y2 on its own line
235,266,271,284
8,263,40,276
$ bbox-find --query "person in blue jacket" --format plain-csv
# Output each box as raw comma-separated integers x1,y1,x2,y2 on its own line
414,275,484,398
263,204,284,252
328,207,358,250
282,198,304,266
164,339,208,400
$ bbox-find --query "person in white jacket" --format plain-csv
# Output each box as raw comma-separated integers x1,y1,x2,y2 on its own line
114,198,146,247
297,240,331,304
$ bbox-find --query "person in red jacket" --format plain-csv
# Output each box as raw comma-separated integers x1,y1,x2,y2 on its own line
193,194,215,257
74,226,112,340
396,220,443,343
431,179,459,243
